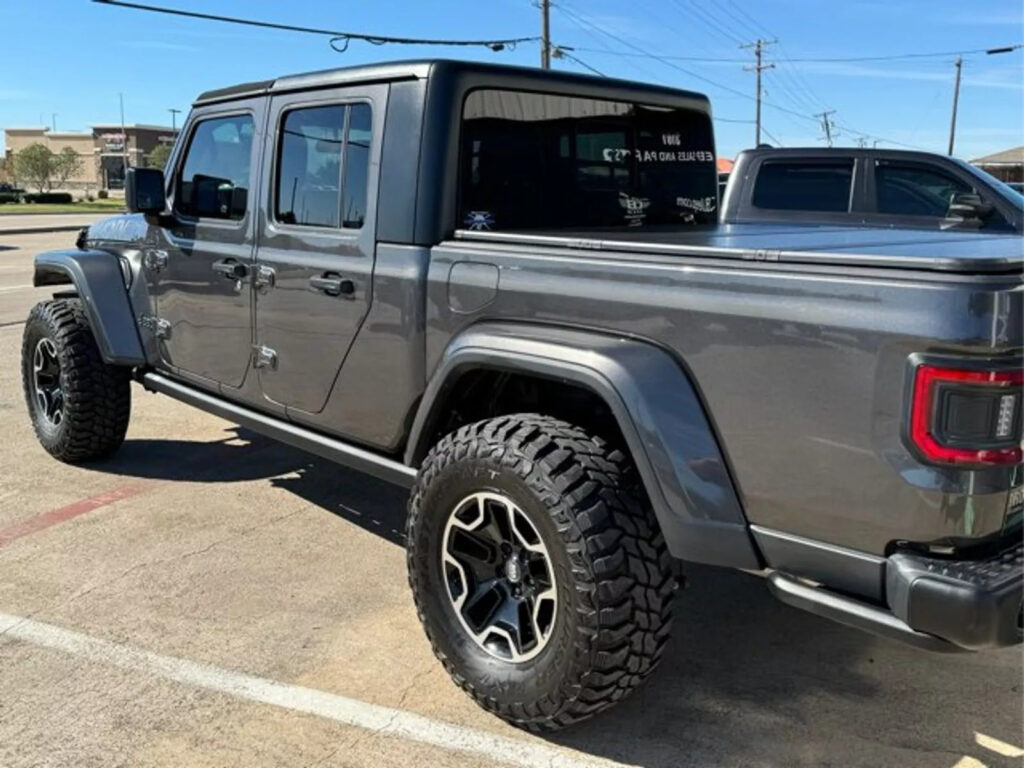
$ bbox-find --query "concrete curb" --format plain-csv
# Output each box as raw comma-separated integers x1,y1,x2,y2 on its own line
0,224,88,237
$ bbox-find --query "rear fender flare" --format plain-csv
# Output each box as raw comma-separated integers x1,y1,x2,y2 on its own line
33,249,145,366
406,323,762,569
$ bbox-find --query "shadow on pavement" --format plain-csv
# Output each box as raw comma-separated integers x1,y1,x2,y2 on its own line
91,427,409,544
91,428,1022,768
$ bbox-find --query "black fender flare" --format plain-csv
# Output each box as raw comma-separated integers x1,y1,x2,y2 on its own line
406,323,762,569
33,249,145,366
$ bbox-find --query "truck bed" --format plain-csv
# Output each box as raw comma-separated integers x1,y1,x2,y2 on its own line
455,223,1024,274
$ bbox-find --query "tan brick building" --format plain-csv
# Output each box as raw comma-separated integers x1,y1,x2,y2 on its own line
4,124,178,191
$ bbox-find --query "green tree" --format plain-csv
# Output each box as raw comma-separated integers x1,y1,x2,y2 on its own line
146,143,172,171
12,144,83,192
13,143,54,192
51,147,83,189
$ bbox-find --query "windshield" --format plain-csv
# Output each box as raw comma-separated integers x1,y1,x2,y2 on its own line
458,89,718,232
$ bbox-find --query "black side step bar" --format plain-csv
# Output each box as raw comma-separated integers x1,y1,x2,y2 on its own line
767,572,962,653
139,372,417,489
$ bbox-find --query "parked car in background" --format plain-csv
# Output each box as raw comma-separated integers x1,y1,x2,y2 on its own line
1006,181,1024,194
0,182,25,203
721,147,1023,232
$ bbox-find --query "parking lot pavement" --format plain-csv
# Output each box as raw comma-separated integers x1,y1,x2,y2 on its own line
0,231,73,328
1,231,1021,768
0,212,109,236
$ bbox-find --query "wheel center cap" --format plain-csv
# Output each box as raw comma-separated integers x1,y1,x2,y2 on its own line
504,557,522,584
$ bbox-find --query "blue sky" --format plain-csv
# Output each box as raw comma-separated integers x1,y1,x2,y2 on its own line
3,0,1021,160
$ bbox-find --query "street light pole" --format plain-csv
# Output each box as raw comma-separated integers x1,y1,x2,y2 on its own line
946,45,1019,156
119,93,129,182
168,108,181,133
51,113,57,132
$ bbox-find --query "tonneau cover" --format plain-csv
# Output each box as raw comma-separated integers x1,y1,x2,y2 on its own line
455,223,1024,273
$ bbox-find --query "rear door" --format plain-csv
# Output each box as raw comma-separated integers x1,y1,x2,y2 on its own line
254,85,385,413
153,101,263,387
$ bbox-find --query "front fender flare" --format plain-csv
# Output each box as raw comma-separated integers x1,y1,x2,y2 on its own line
33,249,145,366
407,323,762,569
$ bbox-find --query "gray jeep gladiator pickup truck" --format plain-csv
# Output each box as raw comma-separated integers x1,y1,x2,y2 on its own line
21,60,1024,731
721,146,1024,232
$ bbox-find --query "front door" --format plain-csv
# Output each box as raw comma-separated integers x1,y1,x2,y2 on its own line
154,102,263,388
254,86,385,413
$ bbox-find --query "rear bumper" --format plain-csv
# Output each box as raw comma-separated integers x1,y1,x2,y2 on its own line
886,539,1023,650
767,536,1022,652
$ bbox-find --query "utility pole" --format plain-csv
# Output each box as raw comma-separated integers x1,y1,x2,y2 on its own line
119,93,129,180
741,38,776,147
815,110,837,147
540,0,551,69
51,114,57,132
947,55,963,156
168,108,181,133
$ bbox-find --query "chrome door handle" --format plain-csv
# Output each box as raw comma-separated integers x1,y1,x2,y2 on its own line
309,273,354,297
212,259,248,280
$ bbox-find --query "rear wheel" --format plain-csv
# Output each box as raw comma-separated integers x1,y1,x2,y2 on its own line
21,299,131,462
406,413,674,731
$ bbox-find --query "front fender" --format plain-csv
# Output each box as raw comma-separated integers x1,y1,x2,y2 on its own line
407,323,762,569
34,249,145,366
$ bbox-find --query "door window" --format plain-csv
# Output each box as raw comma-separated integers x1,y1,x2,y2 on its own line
343,104,371,228
275,103,372,229
875,163,970,218
176,114,254,220
751,161,854,212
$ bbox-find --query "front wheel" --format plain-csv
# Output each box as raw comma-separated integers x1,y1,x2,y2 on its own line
21,299,131,462
406,414,675,731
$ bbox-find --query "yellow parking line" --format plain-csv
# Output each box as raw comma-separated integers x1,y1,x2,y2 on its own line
975,731,1024,758
949,757,986,768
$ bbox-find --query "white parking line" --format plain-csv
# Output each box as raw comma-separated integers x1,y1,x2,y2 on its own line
975,731,1024,758
0,611,635,768
0,284,35,292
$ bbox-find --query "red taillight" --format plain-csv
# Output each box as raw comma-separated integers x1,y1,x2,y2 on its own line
910,364,1023,466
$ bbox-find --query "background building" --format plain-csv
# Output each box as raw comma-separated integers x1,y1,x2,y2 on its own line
970,146,1024,184
4,124,178,190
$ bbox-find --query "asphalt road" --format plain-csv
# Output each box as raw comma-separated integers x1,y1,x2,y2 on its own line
0,231,1021,768
0,212,110,235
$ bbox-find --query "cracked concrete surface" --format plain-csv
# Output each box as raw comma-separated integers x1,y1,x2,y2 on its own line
0,232,1021,767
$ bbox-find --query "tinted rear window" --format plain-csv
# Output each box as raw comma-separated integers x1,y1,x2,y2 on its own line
752,160,853,212
459,89,717,231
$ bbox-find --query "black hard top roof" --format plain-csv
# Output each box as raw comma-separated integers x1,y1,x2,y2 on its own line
193,58,710,109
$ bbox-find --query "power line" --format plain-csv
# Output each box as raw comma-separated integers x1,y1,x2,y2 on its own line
552,47,605,76
761,126,784,146
669,0,745,46
566,43,1023,64
557,5,776,105
92,0,539,50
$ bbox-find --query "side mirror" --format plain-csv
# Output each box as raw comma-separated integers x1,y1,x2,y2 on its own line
125,167,167,214
946,191,993,220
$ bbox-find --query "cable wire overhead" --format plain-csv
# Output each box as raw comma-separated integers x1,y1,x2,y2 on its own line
92,0,539,51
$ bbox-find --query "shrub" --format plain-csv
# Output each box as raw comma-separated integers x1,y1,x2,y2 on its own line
23,192,73,204
97,189,109,199
0,192,19,204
